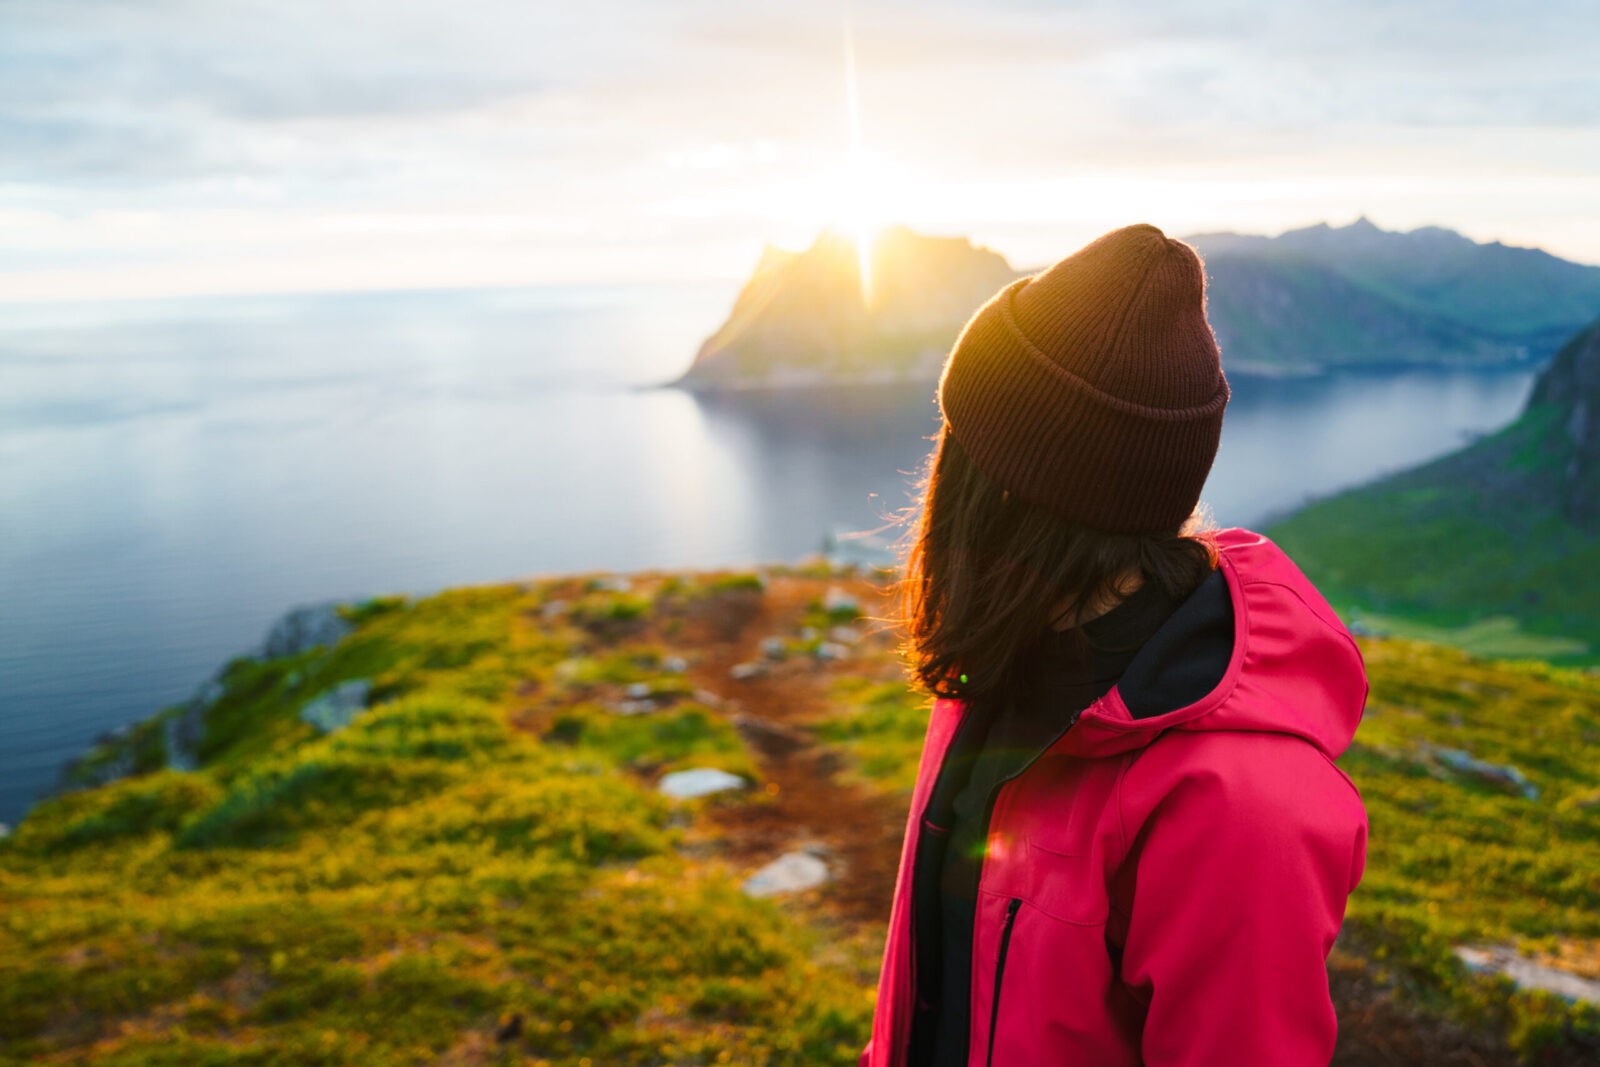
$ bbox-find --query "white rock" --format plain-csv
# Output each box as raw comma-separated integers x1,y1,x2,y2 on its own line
1432,746,1540,800
760,636,788,660
662,655,689,673
596,575,632,592
298,679,372,734
823,586,860,617
692,688,724,707
658,768,746,800
612,699,657,716
730,662,767,681
1455,945,1600,1005
541,599,569,620
829,625,861,644
743,851,830,897
625,682,653,699
815,642,851,662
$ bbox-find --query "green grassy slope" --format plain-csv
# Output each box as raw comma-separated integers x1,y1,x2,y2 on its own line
3,567,1598,1063
0,575,876,1067
1269,317,1600,664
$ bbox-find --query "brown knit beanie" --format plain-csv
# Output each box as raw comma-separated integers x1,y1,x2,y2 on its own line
936,223,1230,534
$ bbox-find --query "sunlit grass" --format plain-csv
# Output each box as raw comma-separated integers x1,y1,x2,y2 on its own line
4,568,1598,1062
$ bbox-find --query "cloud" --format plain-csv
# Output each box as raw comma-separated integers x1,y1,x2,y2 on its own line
1,0,1598,297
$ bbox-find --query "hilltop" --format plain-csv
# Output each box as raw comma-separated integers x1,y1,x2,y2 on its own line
1270,312,1600,661
3,561,1599,1064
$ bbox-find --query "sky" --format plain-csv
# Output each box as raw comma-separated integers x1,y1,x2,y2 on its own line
3,0,1598,302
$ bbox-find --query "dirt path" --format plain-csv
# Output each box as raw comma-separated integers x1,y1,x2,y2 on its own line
680,573,911,929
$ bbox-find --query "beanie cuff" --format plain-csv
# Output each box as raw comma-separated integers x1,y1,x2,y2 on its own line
994,278,1228,423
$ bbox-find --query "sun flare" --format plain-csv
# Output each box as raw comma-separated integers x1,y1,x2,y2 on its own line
757,16,912,304
844,18,872,306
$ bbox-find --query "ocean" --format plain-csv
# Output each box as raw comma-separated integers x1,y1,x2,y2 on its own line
0,282,1536,824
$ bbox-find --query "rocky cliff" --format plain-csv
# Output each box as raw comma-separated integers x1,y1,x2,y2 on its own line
674,226,1021,389
1526,316,1600,524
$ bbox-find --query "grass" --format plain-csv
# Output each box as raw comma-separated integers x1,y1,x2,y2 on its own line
0,573,877,1067
4,564,1599,1063
1349,612,1589,661
1268,400,1600,667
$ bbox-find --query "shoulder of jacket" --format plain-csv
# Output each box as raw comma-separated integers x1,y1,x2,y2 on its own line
1116,729,1367,844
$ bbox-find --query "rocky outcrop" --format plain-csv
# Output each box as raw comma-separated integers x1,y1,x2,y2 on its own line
59,601,359,792
259,603,354,659
297,679,372,734
675,225,1021,389
1527,317,1600,524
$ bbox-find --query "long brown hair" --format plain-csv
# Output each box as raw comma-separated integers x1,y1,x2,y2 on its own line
897,424,1218,706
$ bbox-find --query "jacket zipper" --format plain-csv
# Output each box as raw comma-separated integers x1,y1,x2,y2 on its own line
969,699,1088,1063
904,697,1090,1063
984,897,1022,1067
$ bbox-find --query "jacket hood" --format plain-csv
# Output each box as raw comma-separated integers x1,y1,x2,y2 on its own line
1050,527,1368,761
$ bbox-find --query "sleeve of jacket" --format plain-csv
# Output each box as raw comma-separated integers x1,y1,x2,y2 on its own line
858,1038,871,1067
1115,732,1368,1067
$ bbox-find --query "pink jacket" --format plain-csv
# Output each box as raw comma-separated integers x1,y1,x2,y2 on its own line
861,529,1369,1066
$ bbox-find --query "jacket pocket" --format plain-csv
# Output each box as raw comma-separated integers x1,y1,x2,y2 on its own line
984,897,1022,1067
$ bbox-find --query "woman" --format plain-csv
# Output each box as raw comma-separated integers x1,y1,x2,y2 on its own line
860,224,1369,1066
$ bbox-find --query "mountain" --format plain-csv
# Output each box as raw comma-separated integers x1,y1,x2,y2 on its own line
1268,312,1600,661
674,226,1022,389
679,219,1600,386
1188,218,1600,373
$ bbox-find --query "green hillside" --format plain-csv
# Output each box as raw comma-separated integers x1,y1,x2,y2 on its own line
3,564,1599,1064
1270,315,1600,664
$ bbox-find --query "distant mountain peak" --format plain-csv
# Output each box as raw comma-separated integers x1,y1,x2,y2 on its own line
675,225,1022,389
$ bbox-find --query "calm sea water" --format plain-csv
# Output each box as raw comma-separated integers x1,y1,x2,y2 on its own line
0,283,1536,824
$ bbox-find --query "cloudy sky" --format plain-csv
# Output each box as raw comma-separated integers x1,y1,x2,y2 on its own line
3,0,1597,301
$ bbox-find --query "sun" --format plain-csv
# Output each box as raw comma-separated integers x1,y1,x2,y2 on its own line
758,15,903,307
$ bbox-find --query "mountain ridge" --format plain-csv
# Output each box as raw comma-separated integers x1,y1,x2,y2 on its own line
678,219,1600,387
1187,217,1600,355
